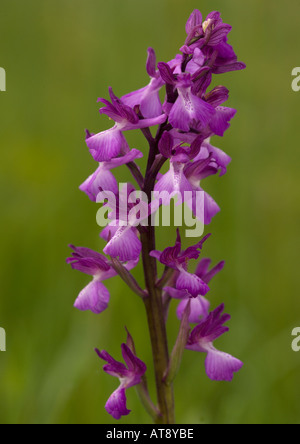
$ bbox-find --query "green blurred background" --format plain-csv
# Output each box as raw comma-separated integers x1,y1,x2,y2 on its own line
0,0,299,424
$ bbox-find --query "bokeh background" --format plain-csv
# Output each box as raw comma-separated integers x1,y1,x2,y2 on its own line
0,0,300,424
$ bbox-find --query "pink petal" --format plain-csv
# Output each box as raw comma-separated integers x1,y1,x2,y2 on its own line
176,270,210,297
74,280,110,314
86,127,128,162
105,387,131,420
205,348,243,382
103,227,141,262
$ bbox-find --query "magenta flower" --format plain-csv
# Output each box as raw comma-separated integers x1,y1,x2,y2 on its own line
96,344,147,420
158,63,215,132
150,229,211,297
183,10,246,75
165,258,225,323
186,304,243,381
86,87,166,162
154,131,200,199
80,143,143,201
122,48,165,118
204,86,237,137
154,132,225,225
66,245,137,314
98,184,151,262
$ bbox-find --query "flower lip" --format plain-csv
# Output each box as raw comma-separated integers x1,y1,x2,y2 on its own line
95,343,147,420
186,304,243,381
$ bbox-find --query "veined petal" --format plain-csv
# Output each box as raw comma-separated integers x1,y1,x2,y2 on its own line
74,280,110,314
170,88,215,132
86,126,129,162
103,226,141,262
177,269,210,297
154,162,194,204
205,86,229,107
208,24,232,46
80,166,118,201
209,106,237,137
205,347,243,381
105,387,131,420
185,9,203,34
122,77,164,119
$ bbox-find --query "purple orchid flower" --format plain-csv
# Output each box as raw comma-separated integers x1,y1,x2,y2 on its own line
168,49,207,80
158,63,215,132
183,10,246,75
80,143,143,201
165,258,225,323
122,48,165,118
86,87,166,162
66,245,138,314
201,11,233,48
96,344,147,420
154,131,201,198
203,86,237,137
166,84,237,142
169,131,231,177
186,304,243,381
183,141,231,225
154,132,222,225
98,184,152,262
150,229,211,297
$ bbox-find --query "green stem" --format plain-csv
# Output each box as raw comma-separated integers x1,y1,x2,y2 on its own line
138,122,175,424
141,228,175,424
136,382,161,423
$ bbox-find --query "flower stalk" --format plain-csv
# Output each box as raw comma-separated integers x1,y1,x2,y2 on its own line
141,227,175,424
